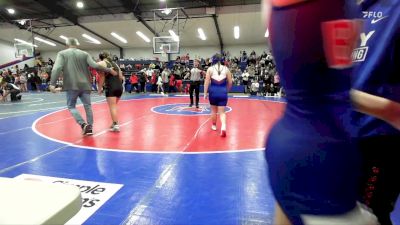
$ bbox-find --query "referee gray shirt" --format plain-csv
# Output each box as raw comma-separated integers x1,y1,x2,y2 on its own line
190,68,202,81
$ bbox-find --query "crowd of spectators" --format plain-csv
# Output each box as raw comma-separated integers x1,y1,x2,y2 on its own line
1,50,282,102
123,50,282,97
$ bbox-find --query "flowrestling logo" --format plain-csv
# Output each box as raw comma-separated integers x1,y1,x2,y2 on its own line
362,11,388,24
152,103,232,116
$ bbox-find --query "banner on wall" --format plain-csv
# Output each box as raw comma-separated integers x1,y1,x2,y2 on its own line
15,174,123,225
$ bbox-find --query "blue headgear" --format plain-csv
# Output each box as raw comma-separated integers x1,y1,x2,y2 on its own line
212,53,224,65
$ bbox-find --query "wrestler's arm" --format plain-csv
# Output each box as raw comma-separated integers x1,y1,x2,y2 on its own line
351,89,400,130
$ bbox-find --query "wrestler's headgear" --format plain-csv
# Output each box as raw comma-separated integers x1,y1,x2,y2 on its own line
212,53,224,65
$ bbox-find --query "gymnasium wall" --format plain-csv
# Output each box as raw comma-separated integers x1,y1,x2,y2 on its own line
38,49,120,62
0,40,17,65
224,44,270,57
39,43,269,62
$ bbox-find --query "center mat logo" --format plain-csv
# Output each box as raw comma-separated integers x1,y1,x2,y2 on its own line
151,103,232,115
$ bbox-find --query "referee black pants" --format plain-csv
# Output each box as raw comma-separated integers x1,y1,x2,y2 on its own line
189,81,200,106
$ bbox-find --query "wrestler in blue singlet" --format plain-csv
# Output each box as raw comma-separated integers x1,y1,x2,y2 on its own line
208,61,229,106
265,1,363,224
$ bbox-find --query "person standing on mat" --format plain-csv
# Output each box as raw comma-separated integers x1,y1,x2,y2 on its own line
188,59,202,108
204,53,232,137
97,52,124,132
351,1,400,224
49,38,117,136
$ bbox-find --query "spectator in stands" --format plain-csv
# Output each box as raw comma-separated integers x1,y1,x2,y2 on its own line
2,71,10,84
260,50,268,60
28,71,40,92
35,57,42,69
150,71,157,92
139,72,147,93
55,76,63,89
205,58,211,70
129,73,139,93
234,68,242,86
175,71,183,93
14,74,21,90
249,50,257,65
240,50,248,63
175,56,181,65
0,88,3,103
168,73,176,93
273,73,281,96
156,73,164,95
242,70,250,93
40,69,49,91
161,67,170,94
184,83,190,94
47,58,54,66
232,56,239,65
14,65,20,75
19,72,27,90
89,67,99,91
184,53,190,66
250,79,259,96
0,72,3,91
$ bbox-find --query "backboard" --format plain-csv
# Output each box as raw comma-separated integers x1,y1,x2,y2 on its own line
153,36,180,54
14,43,34,59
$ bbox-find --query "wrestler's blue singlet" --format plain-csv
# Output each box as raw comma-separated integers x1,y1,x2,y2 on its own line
265,0,360,224
208,64,229,106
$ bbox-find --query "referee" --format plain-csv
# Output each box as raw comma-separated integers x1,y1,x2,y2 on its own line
188,59,202,108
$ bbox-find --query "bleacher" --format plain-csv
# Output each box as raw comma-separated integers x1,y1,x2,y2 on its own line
120,58,247,93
